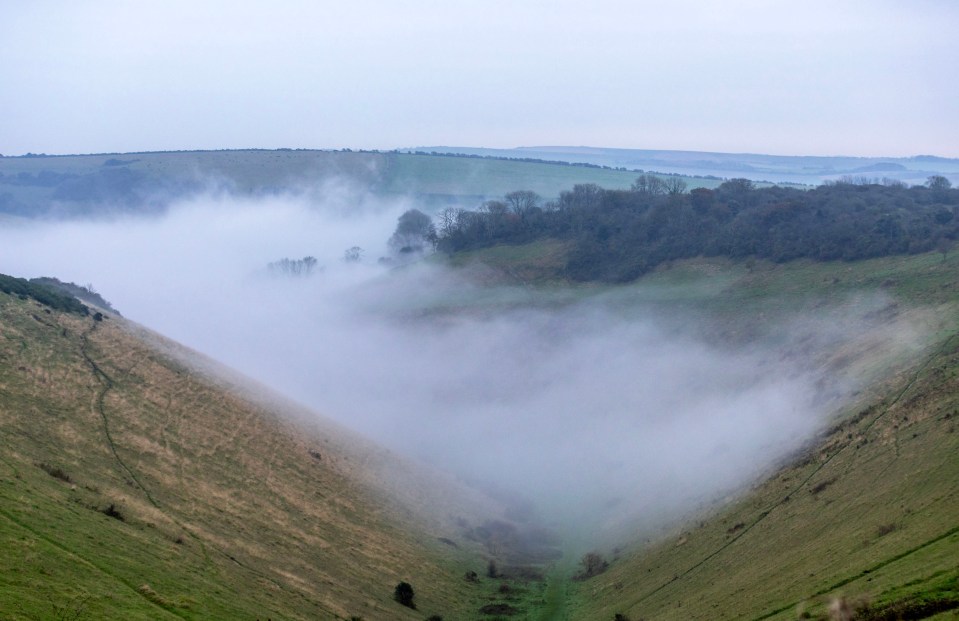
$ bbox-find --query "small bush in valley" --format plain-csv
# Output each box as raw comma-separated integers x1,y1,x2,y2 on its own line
394,582,416,609
101,503,125,521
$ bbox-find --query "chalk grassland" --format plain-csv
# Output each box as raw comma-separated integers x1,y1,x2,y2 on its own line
432,243,959,619
570,330,959,621
0,293,503,620
0,150,710,216
421,146,959,186
447,245,959,621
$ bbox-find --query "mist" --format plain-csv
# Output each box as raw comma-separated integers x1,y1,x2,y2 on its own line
0,190,923,540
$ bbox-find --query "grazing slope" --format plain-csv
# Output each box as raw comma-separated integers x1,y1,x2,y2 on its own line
0,150,663,217
530,253,958,621
0,292,504,620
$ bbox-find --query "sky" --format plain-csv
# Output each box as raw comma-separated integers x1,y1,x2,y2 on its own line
2,1,958,158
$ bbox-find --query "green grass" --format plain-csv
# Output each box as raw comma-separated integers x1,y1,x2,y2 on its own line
382,153,707,200
0,292,504,619
560,256,959,620
0,150,718,217
427,245,959,620
4,240,959,619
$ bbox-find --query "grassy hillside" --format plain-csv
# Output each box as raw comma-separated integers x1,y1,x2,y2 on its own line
570,328,959,620
439,247,959,620
0,291,515,620
0,150,684,217
421,146,959,186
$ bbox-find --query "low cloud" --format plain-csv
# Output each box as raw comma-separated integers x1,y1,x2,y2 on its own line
0,190,924,540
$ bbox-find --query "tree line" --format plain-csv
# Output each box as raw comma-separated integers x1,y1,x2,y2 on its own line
424,175,958,282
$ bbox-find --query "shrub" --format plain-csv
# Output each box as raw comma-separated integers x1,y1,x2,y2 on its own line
575,552,609,580
394,582,416,609
101,503,125,521
37,462,71,483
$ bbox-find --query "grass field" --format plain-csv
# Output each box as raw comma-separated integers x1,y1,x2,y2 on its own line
3,240,958,619
0,292,515,620
0,150,716,218
437,244,959,620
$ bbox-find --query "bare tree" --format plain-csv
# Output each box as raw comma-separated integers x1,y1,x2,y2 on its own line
926,175,953,192
576,552,609,579
631,174,667,197
343,247,363,262
504,190,541,218
437,207,464,238
663,177,688,195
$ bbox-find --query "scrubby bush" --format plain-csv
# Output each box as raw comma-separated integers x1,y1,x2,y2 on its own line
0,273,89,315
37,462,71,483
101,503,125,521
575,552,609,580
393,582,416,609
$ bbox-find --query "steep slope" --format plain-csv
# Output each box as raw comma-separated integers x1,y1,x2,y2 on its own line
432,244,959,619
0,291,503,620
557,255,959,621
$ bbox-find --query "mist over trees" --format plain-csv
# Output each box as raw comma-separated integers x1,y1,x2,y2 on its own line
267,256,319,277
389,208,436,255
432,177,959,282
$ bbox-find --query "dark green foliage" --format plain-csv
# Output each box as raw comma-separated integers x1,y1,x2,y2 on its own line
101,504,125,521
575,552,609,580
393,582,416,609
36,462,71,483
0,273,89,315
479,603,519,615
29,277,120,315
434,179,959,282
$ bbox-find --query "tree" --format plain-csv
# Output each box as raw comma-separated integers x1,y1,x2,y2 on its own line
504,190,541,218
663,177,688,195
926,175,952,192
437,207,463,238
576,552,609,579
267,256,318,277
389,209,435,253
393,582,416,609
343,246,363,263
631,174,667,197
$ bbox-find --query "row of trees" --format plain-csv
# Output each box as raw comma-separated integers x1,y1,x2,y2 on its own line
419,175,957,282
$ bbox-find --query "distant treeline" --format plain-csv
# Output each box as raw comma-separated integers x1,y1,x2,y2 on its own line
433,177,959,282
0,274,90,315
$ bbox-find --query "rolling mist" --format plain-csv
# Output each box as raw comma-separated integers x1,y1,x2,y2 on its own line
0,188,926,542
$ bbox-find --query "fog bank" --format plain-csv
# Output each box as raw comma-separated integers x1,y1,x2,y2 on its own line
0,192,921,537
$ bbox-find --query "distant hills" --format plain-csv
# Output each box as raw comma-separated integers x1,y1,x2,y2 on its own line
0,149,656,218
12,145,955,220
417,145,959,186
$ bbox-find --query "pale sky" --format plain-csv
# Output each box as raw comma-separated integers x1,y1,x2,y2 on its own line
2,0,957,157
